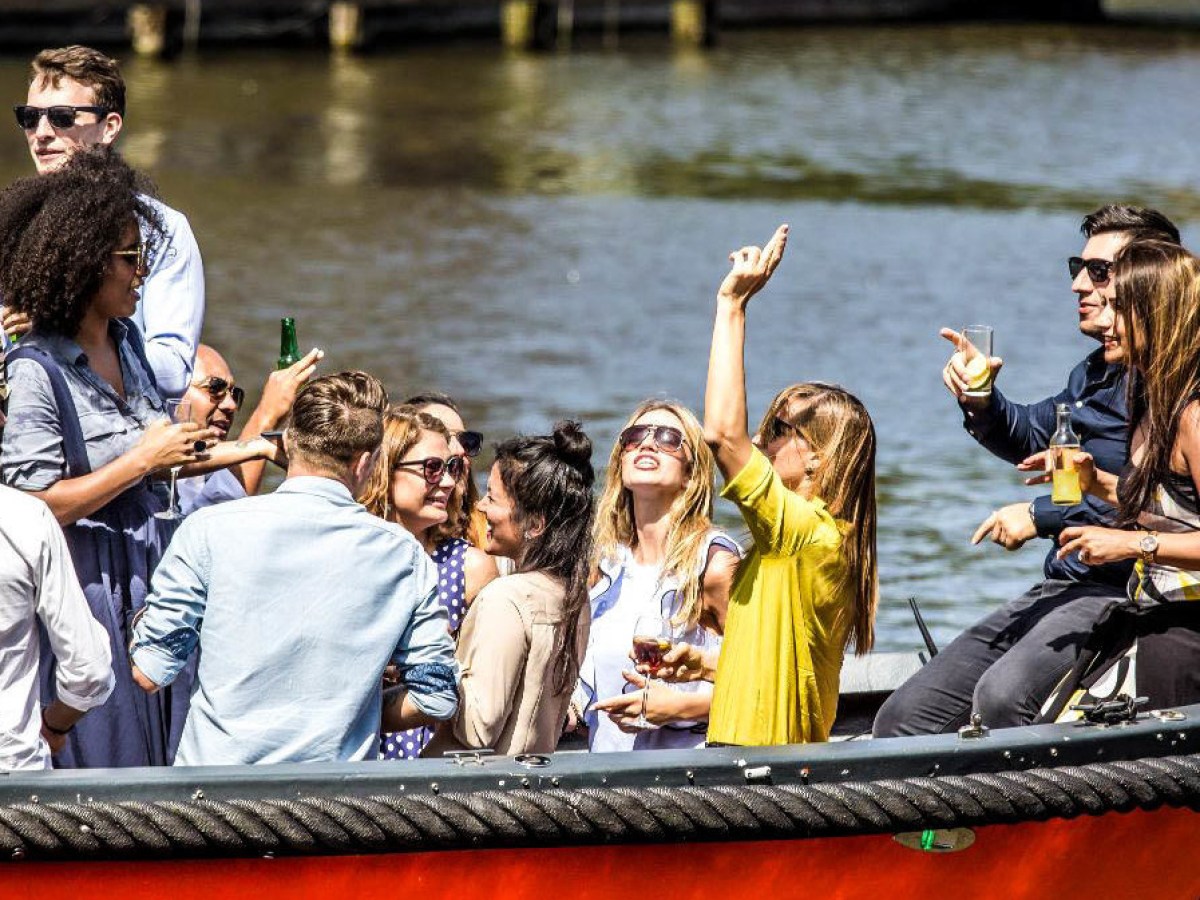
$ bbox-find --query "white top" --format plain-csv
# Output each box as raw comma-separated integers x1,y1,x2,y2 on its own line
177,468,247,517
128,196,205,399
581,531,738,752
0,486,114,770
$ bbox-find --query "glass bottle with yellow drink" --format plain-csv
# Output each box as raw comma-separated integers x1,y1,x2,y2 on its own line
1049,403,1082,506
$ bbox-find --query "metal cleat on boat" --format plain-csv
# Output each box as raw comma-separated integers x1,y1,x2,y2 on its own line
957,713,989,740
1070,693,1147,726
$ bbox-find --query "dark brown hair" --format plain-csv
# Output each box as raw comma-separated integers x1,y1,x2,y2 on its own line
30,46,126,117
290,371,388,469
494,420,595,694
1110,240,1199,524
1081,205,1180,245
0,146,160,336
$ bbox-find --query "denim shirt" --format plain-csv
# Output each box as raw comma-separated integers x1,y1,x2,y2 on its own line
130,476,460,766
1,321,165,490
961,347,1131,586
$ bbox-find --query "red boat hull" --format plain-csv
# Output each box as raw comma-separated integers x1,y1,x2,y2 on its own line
17,806,1200,900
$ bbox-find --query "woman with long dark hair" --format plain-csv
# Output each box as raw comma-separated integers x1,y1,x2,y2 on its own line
424,420,594,756
1028,240,1200,707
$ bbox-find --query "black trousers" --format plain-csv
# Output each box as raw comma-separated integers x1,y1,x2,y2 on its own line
873,580,1127,737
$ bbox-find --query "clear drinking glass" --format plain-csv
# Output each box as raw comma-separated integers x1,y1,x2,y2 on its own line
630,614,671,730
154,398,193,521
960,325,994,399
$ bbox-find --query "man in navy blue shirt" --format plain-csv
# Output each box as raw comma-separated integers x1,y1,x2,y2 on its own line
875,206,1181,737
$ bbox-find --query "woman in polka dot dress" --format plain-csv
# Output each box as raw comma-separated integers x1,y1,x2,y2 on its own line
359,406,499,759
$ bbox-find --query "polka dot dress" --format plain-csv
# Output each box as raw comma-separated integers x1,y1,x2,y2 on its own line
380,538,471,760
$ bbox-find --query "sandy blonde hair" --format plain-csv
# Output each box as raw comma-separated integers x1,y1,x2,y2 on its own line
592,400,717,630
754,382,878,654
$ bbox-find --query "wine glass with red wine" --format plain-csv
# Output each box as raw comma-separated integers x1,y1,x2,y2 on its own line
630,614,671,730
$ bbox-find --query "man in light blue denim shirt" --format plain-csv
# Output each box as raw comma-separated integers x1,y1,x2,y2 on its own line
131,372,459,765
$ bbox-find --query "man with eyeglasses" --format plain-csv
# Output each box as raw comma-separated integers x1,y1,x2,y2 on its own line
874,205,1183,739
176,343,323,516
2,45,204,400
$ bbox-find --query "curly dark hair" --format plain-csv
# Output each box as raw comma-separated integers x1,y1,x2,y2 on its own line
0,146,161,337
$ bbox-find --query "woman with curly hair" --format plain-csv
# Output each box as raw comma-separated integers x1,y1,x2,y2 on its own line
0,148,241,767
359,405,498,759
585,400,739,749
422,421,594,756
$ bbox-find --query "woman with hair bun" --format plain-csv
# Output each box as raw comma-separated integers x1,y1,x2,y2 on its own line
425,421,595,757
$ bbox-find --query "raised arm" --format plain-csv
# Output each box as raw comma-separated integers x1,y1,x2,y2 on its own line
704,224,789,482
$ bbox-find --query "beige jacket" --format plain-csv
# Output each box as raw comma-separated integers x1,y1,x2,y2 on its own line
426,571,587,757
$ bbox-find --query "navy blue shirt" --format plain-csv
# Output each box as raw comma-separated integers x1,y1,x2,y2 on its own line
962,347,1131,587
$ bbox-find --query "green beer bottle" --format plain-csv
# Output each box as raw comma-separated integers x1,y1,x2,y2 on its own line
277,317,299,370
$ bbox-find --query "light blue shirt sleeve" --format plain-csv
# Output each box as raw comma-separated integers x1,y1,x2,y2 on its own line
1,358,65,490
129,517,209,687
392,571,460,721
134,198,205,399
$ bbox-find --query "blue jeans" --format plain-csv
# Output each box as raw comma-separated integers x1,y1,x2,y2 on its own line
873,580,1126,737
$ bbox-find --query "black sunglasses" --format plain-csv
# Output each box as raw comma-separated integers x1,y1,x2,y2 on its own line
1068,256,1115,284
13,104,109,130
193,376,245,409
619,424,685,454
769,416,801,442
395,454,466,485
453,430,484,458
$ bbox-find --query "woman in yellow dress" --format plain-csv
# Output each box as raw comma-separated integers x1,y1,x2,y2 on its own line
698,224,879,746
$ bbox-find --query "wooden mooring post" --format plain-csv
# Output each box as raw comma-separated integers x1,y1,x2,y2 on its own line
329,2,365,50
128,4,169,57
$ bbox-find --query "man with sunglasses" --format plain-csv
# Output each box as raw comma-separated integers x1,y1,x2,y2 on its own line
3,45,204,400
875,205,1182,739
175,344,323,516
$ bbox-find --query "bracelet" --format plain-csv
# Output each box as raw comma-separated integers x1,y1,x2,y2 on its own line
40,709,72,736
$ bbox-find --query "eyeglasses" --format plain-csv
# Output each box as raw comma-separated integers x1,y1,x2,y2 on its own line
110,242,147,272
453,430,484,458
13,104,109,130
768,416,800,443
192,376,245,409
395,454,466,485
619,424,685,454
1068,257,1115,284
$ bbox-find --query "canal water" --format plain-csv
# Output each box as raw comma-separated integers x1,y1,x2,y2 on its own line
0,23,1196,649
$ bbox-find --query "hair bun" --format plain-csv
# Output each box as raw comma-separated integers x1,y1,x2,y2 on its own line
552,420,594,485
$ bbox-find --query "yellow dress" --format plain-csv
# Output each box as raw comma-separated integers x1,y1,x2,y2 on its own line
707,447,852,746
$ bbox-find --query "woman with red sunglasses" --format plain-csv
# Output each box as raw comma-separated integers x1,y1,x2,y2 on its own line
359,405,499,760
698,224,879,747
584,400,740,748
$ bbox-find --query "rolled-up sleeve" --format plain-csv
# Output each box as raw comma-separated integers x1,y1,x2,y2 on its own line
33,504,113,710
1,359,66,491
135,202,204,399
130,517,209,687
391,570,459,721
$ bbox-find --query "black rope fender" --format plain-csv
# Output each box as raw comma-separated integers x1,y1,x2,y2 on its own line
3,752,1200,862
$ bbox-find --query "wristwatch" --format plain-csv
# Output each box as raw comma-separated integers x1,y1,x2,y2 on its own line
1138,531,1159,566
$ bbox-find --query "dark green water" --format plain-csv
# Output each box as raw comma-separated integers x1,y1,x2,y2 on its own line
2,23,1197,648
